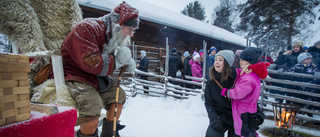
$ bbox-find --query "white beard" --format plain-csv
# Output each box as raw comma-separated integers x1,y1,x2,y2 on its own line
102,23,131,54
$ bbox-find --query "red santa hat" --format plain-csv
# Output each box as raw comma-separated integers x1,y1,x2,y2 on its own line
113,1,140,28
248,62,270,79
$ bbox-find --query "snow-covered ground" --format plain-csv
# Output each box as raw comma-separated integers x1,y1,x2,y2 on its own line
77,84,320,137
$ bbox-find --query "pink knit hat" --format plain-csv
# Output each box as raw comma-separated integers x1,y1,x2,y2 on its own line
199,52,204,57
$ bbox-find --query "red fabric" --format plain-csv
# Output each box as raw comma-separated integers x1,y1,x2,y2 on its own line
107,54,115,75
259,56,274,64
248,62,270,79
29,58,34,63
61,17,112,91
0,106,77,137
113,1,139,26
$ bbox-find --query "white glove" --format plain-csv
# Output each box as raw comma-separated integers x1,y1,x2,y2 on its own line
126,58,136,74
114,46,132,65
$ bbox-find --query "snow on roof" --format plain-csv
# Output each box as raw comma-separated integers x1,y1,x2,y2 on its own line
78,0,253,48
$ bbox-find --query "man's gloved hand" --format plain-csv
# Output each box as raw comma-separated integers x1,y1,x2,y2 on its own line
114,46,132,65
210,119,225,132
126,58,136,74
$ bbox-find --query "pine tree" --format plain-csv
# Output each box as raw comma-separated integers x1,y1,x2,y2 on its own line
237,0,319,51
181,1,206,21
213,0,236,33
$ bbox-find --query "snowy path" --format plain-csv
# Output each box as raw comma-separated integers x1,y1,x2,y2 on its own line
76,87,320,137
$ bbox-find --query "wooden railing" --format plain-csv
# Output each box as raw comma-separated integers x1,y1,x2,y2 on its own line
261,69,320,123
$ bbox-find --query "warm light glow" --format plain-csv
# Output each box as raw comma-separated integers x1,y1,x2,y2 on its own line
277,110,295,128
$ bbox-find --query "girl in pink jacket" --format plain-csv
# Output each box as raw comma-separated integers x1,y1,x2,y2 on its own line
189,52,203,83
221,47,269,137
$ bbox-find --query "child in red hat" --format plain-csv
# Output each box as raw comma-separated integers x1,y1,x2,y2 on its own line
221,47,269,137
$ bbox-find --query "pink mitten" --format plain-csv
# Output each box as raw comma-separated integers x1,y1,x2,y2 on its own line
221,88,229,97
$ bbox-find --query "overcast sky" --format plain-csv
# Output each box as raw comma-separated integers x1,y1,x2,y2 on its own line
138,0,245,22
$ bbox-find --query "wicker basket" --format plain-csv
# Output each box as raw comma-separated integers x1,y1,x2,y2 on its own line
0,53,31,126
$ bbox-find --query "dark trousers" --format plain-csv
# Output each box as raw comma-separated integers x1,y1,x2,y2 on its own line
205,124,235,137
140,75,149,94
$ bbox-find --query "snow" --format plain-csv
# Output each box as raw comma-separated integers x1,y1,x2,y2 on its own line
73,84,320,137
78,0,252,47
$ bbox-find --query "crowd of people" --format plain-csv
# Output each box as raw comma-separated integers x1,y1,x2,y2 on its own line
44,1,320,136
160,40,320,137
267,40,320,117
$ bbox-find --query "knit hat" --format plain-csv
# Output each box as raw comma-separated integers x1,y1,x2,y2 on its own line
171,48,177,53
307,46,318,53
292,40,304,50
209,47,217,53
235,50,243,57
193,52,200,60
216,50,235,67
313,40,320,47
183,51,189,57
297,52,313,63
239,47,262,64
199,49,204,54
113,1,140,28
199,52,204,57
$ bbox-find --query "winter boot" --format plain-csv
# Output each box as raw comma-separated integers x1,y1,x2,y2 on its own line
116,122,126,136
117,122,126,131
101,118,116,137
100,118,126,137
75,129,98,137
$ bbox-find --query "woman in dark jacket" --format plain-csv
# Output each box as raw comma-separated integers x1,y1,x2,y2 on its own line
276,40,304,70
204,50,237,137
137,50,149,92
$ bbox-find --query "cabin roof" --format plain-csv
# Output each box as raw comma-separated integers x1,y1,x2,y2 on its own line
78,0,252,48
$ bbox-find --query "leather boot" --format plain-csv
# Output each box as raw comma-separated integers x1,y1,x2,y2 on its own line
76,129,98,137
100,118,115,137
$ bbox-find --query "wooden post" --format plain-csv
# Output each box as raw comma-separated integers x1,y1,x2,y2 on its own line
202,41,207,95
51,54,65,96
164,37,169,97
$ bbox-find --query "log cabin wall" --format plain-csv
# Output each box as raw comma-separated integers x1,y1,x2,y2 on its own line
79,4,245,83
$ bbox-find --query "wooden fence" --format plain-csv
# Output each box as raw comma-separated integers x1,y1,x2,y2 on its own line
261,69,320,124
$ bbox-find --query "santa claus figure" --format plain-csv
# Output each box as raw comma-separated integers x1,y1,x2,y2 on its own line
60,2,139,137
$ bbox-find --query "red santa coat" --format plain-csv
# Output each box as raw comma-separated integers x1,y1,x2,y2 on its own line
60,17,114,91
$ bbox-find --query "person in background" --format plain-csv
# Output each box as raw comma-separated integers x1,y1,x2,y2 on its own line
313,40,320,54
163,48,180,85
183,51,193,88
199,49,204,63
307,46,320,70
137,50,149,93
205,50,236,137
304,46,309,52
60,2,138,137
176,51,184,86
276,40,304,70
259,52,274,64
233,50,243,68
286,52,320,116
221,47,268,137
205,46,217,79
189,52,202,89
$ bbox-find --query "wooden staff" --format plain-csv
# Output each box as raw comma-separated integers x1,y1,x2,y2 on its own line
113,65,127,137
